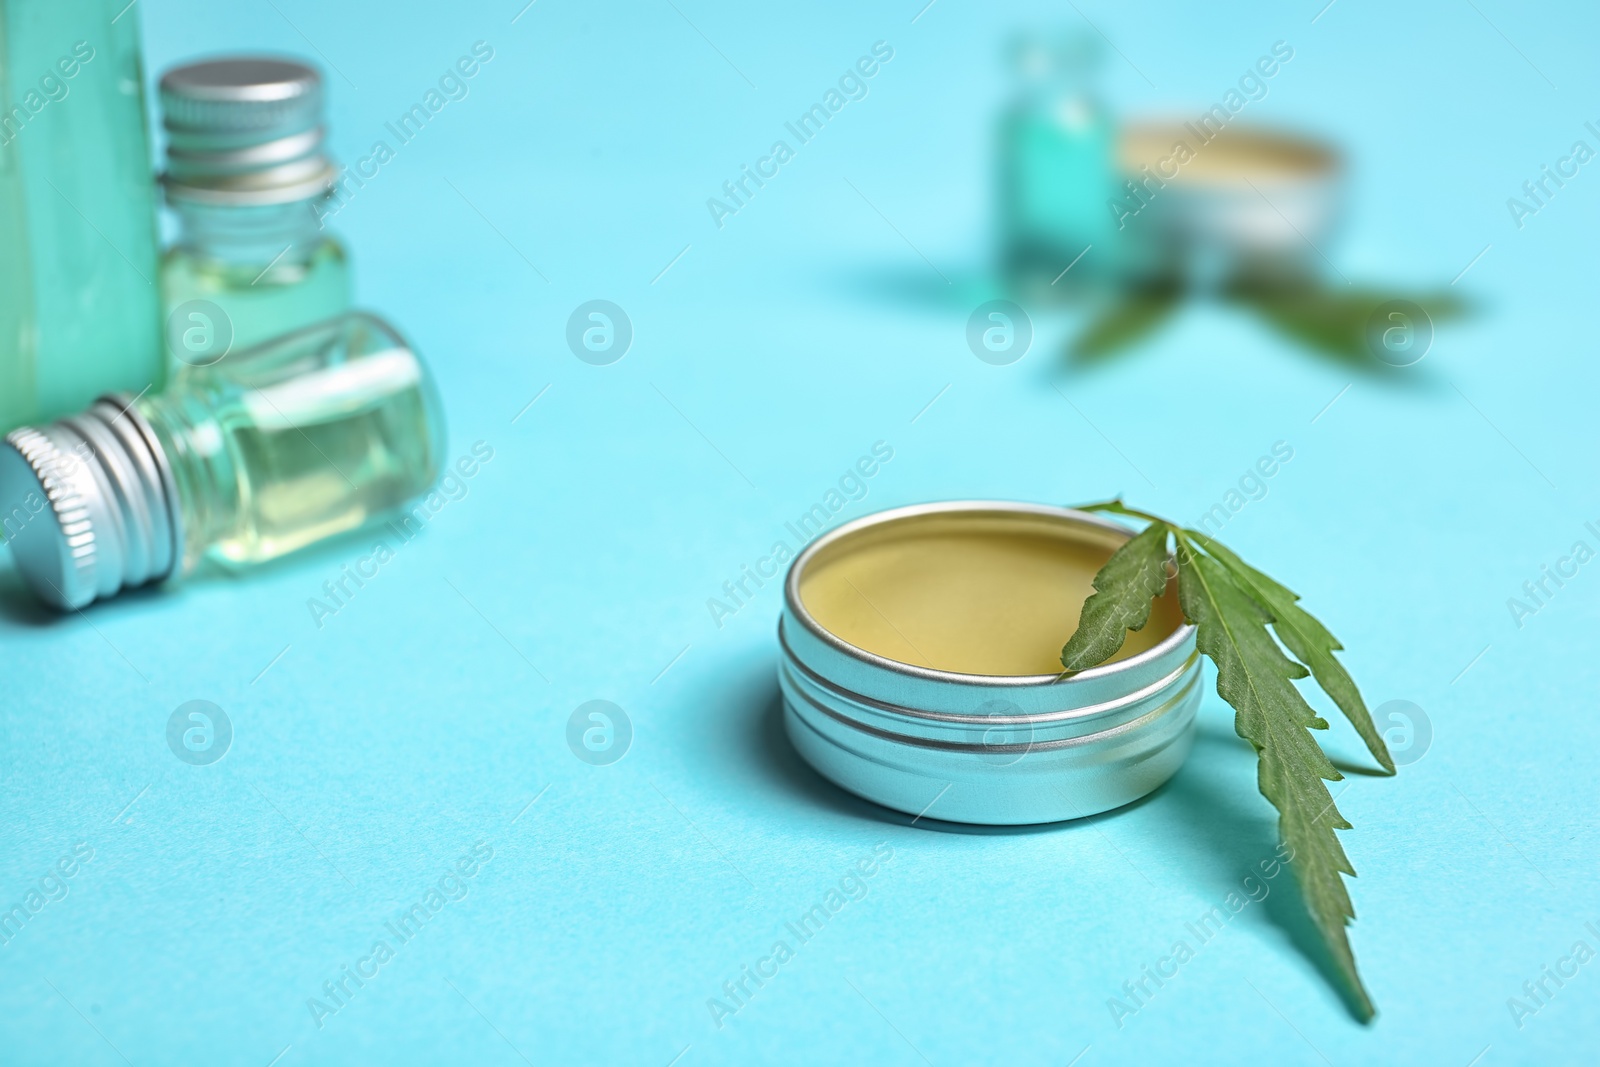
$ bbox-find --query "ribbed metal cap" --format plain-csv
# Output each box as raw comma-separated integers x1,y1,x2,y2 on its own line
159,56,336,206
0,398,183,610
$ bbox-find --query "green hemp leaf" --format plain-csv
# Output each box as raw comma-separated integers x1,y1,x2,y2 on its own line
1060,499,1391,1020
1190,532,1395,775
1059,519,1173,672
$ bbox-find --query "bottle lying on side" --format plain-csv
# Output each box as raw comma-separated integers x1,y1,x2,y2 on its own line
0,311,445,610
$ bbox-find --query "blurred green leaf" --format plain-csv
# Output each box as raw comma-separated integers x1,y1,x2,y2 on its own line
1067,285,1182,364
1229,282,1467,370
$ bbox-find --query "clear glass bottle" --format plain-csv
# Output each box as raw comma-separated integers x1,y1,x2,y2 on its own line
0,0,164,433
158,57,350,363
998,31,1117,295
0,312,444,609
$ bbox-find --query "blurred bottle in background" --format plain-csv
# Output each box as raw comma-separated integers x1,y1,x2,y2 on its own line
998,30,1117,297
158,56,349,369
0,0,163,434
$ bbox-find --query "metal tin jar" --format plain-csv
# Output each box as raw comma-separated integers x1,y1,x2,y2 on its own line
779,501,1201,825
1115,121,1341,289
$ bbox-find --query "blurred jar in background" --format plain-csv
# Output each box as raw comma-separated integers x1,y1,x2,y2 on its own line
158,56,350,368
0,0,164,434
1115,122,1342,293
998,30,1117,297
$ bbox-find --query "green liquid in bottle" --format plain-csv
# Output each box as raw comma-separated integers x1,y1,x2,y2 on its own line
998,31,1118,294
0,0,163,432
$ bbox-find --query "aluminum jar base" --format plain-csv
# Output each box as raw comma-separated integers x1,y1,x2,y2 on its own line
778,501,1203,827
781,653,1200,825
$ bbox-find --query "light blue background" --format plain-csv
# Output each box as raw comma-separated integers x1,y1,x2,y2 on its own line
3,0,1598,1063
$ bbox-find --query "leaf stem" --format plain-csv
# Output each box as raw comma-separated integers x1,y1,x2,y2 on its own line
1072,498,1170,526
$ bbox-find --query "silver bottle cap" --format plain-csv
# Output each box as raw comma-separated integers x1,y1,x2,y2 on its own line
0,397,183,610
159,56,336,206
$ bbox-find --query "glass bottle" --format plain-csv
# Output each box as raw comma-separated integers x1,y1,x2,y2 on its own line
0,0,164,433
997,30,1117,295
158,56,350,364
0,312,444,609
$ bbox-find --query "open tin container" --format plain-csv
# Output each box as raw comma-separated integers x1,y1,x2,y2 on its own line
780,501,1201,825
1115,121,1342,289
